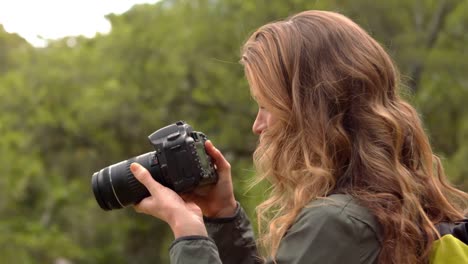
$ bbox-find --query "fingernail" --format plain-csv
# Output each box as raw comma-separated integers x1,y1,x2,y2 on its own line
130,163,142,175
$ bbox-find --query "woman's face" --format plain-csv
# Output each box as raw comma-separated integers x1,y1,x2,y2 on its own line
249,81,277,135
252,105,275,135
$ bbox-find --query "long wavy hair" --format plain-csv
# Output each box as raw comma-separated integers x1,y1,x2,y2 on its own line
241,10,468,264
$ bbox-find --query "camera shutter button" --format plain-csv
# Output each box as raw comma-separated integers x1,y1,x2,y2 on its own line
167,132,180,141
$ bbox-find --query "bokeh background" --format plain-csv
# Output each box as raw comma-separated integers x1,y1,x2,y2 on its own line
1,0,467,263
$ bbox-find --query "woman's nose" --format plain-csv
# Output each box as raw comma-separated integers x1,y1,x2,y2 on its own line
252,114,266,135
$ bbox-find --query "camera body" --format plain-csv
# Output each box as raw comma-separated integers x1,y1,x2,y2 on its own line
149,121,217,192
91,121,218,211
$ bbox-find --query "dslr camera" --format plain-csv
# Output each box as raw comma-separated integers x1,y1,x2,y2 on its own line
92,121,218,211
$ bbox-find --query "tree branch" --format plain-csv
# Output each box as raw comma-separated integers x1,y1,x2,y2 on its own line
408,0,457,93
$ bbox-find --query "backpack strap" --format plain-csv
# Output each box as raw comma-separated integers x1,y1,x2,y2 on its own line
431,219,468,263
435,219,468,244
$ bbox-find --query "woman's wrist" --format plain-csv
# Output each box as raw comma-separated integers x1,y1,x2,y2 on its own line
204,199,238,218
169,212,208,239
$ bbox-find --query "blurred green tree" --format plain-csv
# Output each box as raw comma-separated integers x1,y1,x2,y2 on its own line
0,0,466,263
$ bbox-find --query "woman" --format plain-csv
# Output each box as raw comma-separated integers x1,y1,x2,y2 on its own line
130,10,468,264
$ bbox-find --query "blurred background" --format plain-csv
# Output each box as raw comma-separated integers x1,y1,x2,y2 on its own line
0,0,467,263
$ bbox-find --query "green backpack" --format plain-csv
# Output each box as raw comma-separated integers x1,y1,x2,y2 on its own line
431,219,468,263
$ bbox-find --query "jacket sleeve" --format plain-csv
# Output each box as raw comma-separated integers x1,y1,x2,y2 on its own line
169,196,380,264
268,199,380,264
169,202,259,264
169,236,222,263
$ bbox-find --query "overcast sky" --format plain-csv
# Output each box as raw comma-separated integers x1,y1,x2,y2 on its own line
0,0,158,47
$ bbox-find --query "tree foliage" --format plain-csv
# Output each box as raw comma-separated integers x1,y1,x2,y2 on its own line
0,0,466,263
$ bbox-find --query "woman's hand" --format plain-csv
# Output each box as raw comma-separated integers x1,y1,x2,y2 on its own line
180,140,237,218
130,163,207,238
130,140,236,237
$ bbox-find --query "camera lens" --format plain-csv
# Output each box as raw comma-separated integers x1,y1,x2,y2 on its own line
91,151,161,210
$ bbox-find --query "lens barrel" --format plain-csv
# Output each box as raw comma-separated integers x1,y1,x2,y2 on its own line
91,151,161,210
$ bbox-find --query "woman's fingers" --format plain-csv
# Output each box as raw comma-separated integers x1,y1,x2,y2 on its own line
205,140,231,173
133,201,145,213
130,162,162,197
129,164,208,238
134,197,153,214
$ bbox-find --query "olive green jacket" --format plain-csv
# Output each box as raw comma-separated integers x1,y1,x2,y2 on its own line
169,194,381,263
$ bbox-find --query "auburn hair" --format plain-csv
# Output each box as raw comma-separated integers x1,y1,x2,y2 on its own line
241,10,468,263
